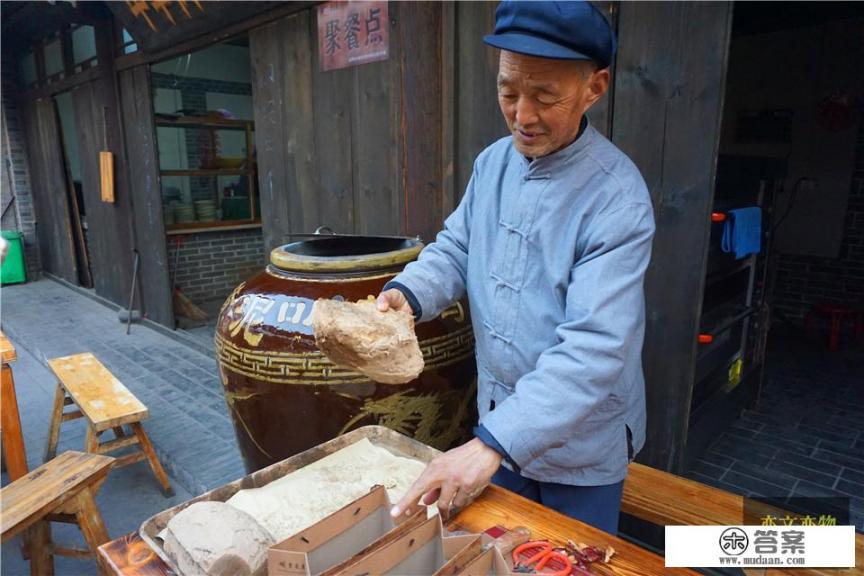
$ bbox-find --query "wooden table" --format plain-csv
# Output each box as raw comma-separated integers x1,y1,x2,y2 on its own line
1,329,29,482
97,484,695,575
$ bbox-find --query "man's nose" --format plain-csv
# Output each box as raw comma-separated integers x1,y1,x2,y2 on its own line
514,97,539,127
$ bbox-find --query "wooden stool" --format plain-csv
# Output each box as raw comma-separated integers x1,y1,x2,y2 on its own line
805,303,864,351
1,451,114,575
44,353,174,496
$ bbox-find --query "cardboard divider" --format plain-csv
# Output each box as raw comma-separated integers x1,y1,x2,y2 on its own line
334,514,481,576
266,486,531,576
452,538,518,576
268,485,424,576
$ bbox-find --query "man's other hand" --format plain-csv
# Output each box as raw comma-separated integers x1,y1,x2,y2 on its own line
376,288,413,315
391,438,502,519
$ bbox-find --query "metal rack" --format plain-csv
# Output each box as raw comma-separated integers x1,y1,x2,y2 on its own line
685,155,785,465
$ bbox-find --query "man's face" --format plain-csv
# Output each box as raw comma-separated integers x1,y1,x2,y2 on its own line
497,50,608,158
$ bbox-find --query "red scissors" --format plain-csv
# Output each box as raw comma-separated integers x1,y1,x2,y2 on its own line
512,540,572,575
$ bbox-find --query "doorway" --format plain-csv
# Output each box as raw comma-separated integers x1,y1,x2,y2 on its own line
686,2,864,531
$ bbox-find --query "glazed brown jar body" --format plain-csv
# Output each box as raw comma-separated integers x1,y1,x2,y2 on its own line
215,236,477,472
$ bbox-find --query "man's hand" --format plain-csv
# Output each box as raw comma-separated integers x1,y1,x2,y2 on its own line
376,288,413,315
391,438,502,519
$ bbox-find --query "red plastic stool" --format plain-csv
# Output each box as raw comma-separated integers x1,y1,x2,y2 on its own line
805,304,864,351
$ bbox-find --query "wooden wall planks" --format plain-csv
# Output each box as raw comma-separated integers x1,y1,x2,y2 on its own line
613,0,733,473
21,98,79,284
399,3,443,243
352,2,402,238
454,2,507,201
250,3,446,248
586,1,618,138
70,81,135,306
249,15,292,252
118,66,174,327
309,13,356,237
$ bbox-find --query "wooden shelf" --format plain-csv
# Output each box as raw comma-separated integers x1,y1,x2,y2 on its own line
165,221,261,235
157,116,258,238
160,169,252,177
154,117,252,129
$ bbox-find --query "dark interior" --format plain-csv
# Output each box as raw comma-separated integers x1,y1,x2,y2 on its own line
280,236,417,258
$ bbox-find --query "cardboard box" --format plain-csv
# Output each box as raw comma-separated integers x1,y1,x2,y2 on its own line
453,543,516,576
334,514,481,576
268,485,425,576
267,485,537,576
452,532,531,576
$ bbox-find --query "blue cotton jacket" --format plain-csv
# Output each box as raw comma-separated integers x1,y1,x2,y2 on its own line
391,121,655,485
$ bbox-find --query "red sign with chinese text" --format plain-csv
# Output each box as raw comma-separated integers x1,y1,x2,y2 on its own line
317,1,389,72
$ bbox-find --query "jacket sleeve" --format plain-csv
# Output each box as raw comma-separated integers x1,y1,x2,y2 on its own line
479,202,655,469
387,167,478,323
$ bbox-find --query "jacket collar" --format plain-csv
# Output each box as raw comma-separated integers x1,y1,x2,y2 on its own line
521,116,593,178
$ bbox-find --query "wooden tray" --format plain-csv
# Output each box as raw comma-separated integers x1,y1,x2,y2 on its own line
138,425,440,574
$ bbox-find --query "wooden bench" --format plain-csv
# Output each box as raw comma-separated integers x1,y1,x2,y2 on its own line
44,353,173,496
623,462,864,575
1,451,114,575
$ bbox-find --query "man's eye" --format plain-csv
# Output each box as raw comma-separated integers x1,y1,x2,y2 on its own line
537,95,558,105
499,93,517,100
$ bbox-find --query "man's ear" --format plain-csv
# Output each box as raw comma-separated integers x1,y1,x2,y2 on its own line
584,68,610,109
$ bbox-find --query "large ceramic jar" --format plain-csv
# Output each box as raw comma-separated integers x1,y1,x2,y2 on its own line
215,236,477,472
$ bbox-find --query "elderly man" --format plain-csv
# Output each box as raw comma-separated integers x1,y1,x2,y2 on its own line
377,0,655,535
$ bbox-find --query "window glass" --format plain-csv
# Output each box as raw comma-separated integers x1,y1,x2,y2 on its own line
151,36,256,227
44,36,65,79
54,92,82,185
151,39,252,119
72,25,97,66
20,51,37,88
122,28,138,54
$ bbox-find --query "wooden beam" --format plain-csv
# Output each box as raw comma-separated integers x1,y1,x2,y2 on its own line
440,1,457,219
586,1,618,138
94,435,140,455
61,410,83,422
249,14,299,252
15,63,104,103
114,2,316,72
454,2,507,200
118,66,174,327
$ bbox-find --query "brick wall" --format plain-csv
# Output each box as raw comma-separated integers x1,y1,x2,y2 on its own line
772,121,864,325
166,228,265,306
1,63,40,280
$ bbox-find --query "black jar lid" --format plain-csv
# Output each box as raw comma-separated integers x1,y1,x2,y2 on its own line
270,235,424,273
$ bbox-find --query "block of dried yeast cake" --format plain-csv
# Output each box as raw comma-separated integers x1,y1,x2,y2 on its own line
226,438,429,542
161,501,275,576
312,299,424,384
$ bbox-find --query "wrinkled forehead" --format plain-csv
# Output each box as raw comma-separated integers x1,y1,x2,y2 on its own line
497,52,588,87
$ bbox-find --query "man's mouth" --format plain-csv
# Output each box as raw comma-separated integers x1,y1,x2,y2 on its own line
517,129,542,142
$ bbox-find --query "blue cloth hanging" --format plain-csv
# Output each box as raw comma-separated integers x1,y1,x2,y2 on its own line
721,207,762,259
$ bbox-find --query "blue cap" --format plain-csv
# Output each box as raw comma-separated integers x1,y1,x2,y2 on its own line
483,1,616,68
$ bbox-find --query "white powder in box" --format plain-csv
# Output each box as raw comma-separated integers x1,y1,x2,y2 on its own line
225,438,431,541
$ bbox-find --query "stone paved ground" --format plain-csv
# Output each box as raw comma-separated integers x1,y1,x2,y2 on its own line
1,278,246,575
685,329,864,531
